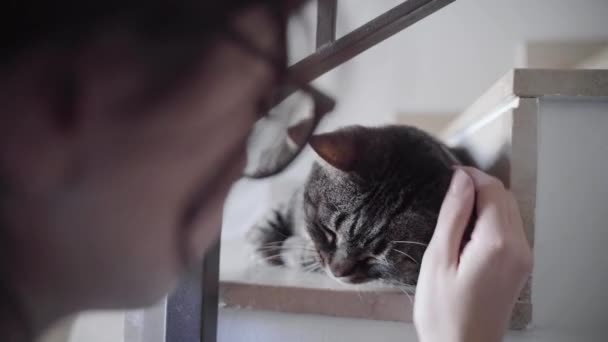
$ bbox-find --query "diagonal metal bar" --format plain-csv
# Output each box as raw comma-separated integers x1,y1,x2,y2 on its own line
166,240,220,342
290,0,456,84
200,240,220,342
316,0,338,49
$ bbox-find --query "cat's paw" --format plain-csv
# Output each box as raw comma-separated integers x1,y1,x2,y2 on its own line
246,208,292,266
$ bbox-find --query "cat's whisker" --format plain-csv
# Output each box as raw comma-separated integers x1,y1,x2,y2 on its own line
301,263,323,273
284,250,319,255
302,266,317,273
255,256,281,263
301,258,319,267
255,246,284,251
301,261,315,269
261,240,312,246
262,240,312,246
392,249,419,264
256,246,316,252
259,241,316,248
268,229,289,239
254,251,282,258
254,253,284,263
368,256,389,267
398,286,414,305
256,247,317,254
259,241,286,245
391,241,428,248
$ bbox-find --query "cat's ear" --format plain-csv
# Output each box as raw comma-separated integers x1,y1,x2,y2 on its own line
309,127,362,172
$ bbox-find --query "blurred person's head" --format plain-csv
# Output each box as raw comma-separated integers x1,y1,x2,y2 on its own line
0,0,303,336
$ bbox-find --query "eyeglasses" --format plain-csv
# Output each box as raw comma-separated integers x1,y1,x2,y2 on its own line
243,81,335,178
223,7,336,179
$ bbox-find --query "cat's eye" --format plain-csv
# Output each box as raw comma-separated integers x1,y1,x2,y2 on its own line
362,256,376,265
372,241,389,256
320,225,336,245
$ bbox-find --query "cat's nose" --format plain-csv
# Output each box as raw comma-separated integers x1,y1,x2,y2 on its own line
329,258,356,278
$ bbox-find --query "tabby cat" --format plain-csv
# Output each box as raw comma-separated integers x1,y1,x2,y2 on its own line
247,125,463,287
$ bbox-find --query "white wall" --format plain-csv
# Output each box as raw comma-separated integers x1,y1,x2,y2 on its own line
333,0,608,114
517,41,608,69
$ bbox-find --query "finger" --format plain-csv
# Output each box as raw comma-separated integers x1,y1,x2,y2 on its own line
428,168,475,266
459,167,508,216
459,167,509,240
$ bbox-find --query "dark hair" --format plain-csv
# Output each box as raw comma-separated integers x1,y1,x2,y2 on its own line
1,1,305,66
0,0,306,131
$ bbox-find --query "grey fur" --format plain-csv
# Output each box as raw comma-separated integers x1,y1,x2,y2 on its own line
247,125,461,286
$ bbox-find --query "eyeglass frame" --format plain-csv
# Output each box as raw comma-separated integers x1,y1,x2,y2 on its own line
221,6,336,179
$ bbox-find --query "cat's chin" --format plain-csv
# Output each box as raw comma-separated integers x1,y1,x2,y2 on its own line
325,269,373,285
338,277,372,285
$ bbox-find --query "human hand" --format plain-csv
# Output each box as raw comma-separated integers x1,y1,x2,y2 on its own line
414,167,533,342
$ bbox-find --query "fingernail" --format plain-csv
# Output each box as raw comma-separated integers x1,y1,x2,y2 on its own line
449,169,470,194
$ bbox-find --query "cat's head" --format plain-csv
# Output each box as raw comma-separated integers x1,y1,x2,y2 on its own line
303,125,457,286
